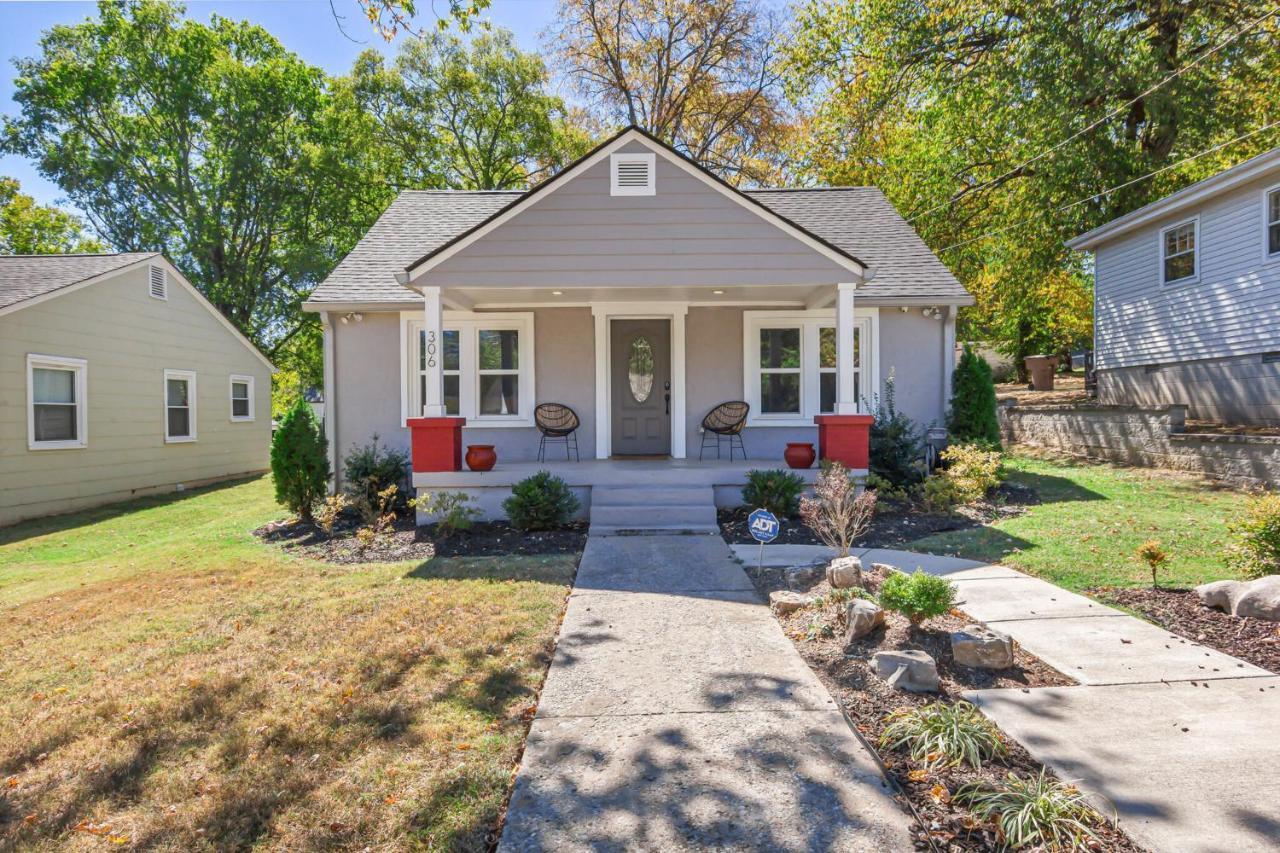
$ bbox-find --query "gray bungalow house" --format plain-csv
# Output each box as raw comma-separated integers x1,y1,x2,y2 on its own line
303,127,971,528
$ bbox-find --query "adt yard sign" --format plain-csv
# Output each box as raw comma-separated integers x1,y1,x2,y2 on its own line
748,508,780,543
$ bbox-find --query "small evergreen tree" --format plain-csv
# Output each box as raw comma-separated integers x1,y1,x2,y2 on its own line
947,345,1001,447
271,399,330,523
869,375,925,487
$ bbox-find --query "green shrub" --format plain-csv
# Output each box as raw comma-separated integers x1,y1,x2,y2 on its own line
869,376,925,488
955,770,1105,851
270,399,330,523
924,443,1004,511
412,491,480,537
344,434,410,522
878,570,956,626
743,469,805,517
880,701,1007,769
503,471,580,531
1227,493,1280,578
947,344,1001,447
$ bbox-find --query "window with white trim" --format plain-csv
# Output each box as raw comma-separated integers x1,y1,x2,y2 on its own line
230,374,254,421
406,313,534,424
1266,186,1280,258
27,354,87,449
1160,219,1198,284
744,311,877,425
164,369,197,442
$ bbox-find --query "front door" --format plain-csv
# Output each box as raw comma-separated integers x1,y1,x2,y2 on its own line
611,319,671,455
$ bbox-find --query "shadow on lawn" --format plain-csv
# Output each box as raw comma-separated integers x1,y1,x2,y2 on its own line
1008,468,1105,504
404,555,578,585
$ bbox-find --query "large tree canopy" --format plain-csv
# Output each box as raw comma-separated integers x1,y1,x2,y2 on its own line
0,177,103,255
3,0,388,360
780,0,1279,372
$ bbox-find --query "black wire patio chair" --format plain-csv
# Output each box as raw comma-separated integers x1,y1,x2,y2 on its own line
535,402,581,462
699,401,749,461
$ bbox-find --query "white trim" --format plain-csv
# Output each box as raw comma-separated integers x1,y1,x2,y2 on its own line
229,374,255,422
610,152,656,196
742,309,880,427
591,301,689,459
399,311,535,427
403,129,867,284
1263,182,1280,262
163,368,198,443
1159,217,1200,286
26,353,88,450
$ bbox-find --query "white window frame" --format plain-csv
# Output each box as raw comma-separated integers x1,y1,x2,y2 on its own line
1263,183,1280,262
610,152,656,196
26,353,88,450
1159,217,1199,285
164,368,198,443
229,374,255,422
400,312,535,427
743,309,879,427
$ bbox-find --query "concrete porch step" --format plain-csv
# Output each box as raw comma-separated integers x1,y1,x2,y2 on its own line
589,503,718,529
590,485,715,506
588,523,722,537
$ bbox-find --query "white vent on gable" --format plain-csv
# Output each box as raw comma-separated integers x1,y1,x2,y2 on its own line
148,265,168,300
610,153,656,196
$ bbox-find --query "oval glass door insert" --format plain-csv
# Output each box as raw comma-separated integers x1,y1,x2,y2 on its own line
628,336,655,403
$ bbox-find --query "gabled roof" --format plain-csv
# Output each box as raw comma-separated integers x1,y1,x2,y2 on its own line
0,252,159,310
1067,146,1280,251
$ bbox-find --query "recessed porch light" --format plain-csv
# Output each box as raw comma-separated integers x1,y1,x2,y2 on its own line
552,290,563,295
712,289,725,295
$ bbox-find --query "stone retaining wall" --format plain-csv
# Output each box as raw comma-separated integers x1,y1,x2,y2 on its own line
998,403,1280,490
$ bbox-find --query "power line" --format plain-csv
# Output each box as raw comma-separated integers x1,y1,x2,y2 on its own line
935,117,1280,253
906,3,1280,224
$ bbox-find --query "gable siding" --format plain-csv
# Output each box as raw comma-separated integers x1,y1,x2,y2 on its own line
0,265,272,526
427,141,854,289
1094,172,1280,371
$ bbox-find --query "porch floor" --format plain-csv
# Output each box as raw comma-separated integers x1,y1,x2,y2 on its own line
413,457,862,488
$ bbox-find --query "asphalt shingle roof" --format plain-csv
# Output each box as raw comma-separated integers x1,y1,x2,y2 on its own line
307,186,970,305
0,253,159,310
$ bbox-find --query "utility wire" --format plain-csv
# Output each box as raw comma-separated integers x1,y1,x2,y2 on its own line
906,3,1280,223
935,117,1280,253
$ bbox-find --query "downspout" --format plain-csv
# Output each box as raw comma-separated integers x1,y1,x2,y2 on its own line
321,311,338,493
942,306,956,423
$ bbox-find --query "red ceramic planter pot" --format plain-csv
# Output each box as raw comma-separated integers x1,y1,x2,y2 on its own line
465,445,497,472
784,442,816,470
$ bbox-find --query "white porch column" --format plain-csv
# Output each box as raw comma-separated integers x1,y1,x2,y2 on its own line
420,285,446,417
835,282,859,414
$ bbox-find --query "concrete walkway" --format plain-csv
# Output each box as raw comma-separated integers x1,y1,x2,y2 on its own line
741,544,1280,853
499,535,913,852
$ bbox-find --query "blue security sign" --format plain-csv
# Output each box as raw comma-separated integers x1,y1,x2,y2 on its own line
748,508,780,543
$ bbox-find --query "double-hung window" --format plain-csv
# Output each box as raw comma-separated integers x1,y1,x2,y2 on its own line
27,354,87,450
818,325,864,413
758,327,801,415
1266,186,1280,260
1160,219,1198,284
164,369,197,442
404,313,534,424
230,375,255,422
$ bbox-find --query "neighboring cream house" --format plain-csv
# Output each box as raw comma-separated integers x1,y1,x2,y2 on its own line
0,253,274,526
1068,147,1280,425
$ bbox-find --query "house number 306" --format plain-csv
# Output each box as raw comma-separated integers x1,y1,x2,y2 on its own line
425,330,438,368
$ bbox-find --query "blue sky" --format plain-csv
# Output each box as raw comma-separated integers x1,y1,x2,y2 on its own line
0,0,560,210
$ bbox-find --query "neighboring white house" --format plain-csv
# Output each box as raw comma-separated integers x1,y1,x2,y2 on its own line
0,253,275,526
1068,147,1280,426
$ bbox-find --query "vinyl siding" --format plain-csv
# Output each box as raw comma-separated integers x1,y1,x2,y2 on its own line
0,265,272,526
1093,172,1280,371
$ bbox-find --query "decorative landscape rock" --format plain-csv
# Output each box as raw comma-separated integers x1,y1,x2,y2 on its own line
784,563,825,590
1195,576,1280,622
951,623,1016,669
843,599,884,644
770,590,816,615
871,649,940,692
870,562,899,576
827,555,864,589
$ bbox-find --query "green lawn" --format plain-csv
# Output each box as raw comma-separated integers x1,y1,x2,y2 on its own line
905,451,1252,592
0,476,575,851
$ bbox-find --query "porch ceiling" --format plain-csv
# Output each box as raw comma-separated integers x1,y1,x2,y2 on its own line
446,283,835,310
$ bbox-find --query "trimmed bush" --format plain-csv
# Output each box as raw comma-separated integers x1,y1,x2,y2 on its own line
869,376,925,488
343,434,410,521
947,344,1001,447
1227,493,1280,578
880,701,1006,769
878,570,956,626
270,399,330,523
503,471,580,531
743,469,805,517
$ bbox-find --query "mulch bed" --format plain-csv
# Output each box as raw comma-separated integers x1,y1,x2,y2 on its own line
746,564,1142,852
256,515,588,564
1092,586,1280,674
719,481,1039,548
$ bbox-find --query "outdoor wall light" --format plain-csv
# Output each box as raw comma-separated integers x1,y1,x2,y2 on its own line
340,312,363,324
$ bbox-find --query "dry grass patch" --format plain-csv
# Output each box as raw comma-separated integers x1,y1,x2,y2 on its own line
0,477,575,851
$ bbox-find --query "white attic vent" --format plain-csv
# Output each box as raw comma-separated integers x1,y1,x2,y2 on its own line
148,265,168,300
610,153,656,196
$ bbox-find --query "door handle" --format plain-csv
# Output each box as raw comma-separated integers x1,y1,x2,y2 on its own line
664,380,671,415
665,392,670,415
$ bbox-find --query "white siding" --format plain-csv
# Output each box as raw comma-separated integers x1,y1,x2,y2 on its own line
1094,172,1280,371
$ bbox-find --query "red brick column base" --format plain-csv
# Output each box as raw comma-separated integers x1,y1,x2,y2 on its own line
813,414,873,469
407,417,467,472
